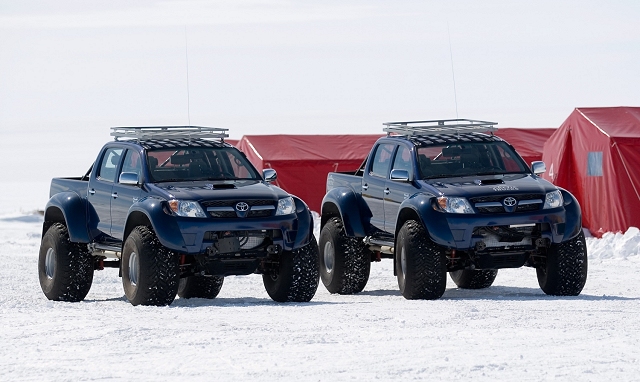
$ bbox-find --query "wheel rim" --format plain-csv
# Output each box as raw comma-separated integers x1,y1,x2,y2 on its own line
399,246,407,288
45,248,55,279
128,251,139,286
323,240,335,274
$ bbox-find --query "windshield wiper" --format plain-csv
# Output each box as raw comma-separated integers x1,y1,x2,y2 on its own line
424,174,455,179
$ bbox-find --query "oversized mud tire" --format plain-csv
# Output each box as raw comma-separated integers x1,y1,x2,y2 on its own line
263,237,320,302
318,217,371,294
38,223,94,302
449,269,498,289
395,220,447,300
178,275,224,299
537,231,588,296
122,226,180,306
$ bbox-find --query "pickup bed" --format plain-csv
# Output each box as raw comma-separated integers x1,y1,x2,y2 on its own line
38,126,319,306
318,119,587,299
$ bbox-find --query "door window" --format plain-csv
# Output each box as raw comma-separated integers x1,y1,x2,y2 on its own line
391,146,413,173
370,144,395,178
119,149,142,183
97,148,124,182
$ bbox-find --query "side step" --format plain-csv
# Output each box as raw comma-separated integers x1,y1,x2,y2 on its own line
89,242,122,258
365,237,395,255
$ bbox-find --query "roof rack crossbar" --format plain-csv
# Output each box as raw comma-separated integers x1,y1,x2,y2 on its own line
382,118,497,136
110,126,229,141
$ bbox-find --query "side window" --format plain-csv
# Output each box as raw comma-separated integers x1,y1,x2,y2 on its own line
587,152,603,176
370,144,395,178
119,149,142,183
391,146,413,173
97,148,124,183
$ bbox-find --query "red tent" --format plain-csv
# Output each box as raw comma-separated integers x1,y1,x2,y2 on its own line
494,128,556,165
237,135,381,211
542,107,640,237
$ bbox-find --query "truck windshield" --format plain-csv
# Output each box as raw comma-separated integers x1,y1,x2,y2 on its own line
417,141,530,179
146,147,261,182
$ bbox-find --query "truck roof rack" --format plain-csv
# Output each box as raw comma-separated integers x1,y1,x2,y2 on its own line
110,126,229,141
382,119,497,136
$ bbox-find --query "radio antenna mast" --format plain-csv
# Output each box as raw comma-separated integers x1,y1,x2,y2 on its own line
447,22,459,119
184,26,191,126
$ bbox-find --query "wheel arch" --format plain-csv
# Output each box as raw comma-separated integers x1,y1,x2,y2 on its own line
43,192,91,243
321,187,370,237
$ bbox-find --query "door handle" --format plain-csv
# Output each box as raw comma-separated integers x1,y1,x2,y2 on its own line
362,184,369,191
384,188,390,195
89,189,96,195
111,192,118,199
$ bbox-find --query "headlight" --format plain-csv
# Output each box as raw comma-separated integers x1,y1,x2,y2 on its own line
276,197,295,216
436,196,473,214
168,200,207,218
543,190,563,209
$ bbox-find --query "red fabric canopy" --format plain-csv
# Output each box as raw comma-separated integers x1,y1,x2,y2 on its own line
237,135,382,211
494,128,556,165
542,107,640,237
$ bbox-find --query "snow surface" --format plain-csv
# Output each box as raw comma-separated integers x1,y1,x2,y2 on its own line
1,211,640,381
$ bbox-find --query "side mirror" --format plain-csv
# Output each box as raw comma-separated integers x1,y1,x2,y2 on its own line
119,172,140,186
531,161,546,175
390,169,410,182
263,169,277,183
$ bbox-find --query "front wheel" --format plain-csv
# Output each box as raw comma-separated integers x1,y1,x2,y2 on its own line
396,220,447,300
178,275,224,299
263,237,320,302
449,269,498,289
318,217,371,294
38,223,94,302
537,231,588,296
122,226,180,306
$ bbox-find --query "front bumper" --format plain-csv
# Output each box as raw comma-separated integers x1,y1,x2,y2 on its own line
432,207,566,250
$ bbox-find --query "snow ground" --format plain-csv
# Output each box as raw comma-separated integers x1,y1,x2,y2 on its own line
1,212,639,381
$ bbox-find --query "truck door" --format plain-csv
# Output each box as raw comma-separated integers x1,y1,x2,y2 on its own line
110,148,143,240
384,145,418,233
362,143,395,231
88,147,123,238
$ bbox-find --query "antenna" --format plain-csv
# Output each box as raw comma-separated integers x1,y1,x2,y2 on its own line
184,26,191,126
447,22,458,119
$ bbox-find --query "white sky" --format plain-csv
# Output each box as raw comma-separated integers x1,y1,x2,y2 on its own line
1,0,639,140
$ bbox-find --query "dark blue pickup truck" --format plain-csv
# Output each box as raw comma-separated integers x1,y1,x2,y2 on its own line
319,119,587,299
39,126,319,306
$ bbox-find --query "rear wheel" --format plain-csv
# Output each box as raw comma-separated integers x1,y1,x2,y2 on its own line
178,275,224,299
38,223,94,302
537,231,588,296
318,217,371,294
396,220,447,300
122,226,180,306
263,237,320,302
449,269,498,289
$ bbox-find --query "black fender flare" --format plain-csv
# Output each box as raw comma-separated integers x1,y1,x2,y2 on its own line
321,187,371,237
559,188,583,241
43,192,91,243
292,196,314,249
396,194,455,247
124,197,187,252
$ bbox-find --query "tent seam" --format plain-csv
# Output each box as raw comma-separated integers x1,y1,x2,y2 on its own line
613,142,640,203
577,108,611,138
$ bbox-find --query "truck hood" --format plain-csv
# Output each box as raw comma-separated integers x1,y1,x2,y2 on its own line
146,180,290,202
420,173,557,198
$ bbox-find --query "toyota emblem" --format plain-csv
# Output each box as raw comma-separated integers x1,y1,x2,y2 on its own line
235,202,249,212
503,197,517,207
